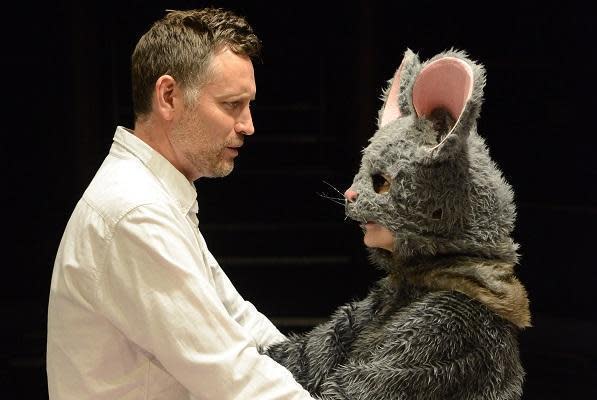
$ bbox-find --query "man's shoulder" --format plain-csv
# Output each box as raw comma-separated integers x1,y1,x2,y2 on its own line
82,155,170,226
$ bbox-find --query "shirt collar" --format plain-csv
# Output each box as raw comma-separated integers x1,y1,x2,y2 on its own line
112,126,198,216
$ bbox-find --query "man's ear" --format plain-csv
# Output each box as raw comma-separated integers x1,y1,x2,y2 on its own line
154,75,178,121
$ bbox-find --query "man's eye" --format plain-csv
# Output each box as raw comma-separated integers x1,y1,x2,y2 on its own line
372,174,391,194
224,101,240,109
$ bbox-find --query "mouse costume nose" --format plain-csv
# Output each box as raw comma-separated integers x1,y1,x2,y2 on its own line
344,189,359,202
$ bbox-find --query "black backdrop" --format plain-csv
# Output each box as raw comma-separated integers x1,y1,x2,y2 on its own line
3,0,596,397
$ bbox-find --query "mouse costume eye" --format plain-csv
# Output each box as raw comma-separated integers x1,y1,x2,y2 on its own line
372,174,391,194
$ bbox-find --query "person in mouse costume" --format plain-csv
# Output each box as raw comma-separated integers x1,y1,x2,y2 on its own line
264,49,531,399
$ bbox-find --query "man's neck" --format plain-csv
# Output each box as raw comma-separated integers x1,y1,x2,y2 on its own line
134,117,195,182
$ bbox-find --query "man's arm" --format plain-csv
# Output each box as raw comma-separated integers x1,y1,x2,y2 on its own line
205,243,287,348
96,203,316,399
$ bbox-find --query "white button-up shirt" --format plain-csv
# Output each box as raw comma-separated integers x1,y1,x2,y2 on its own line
47,127,314,399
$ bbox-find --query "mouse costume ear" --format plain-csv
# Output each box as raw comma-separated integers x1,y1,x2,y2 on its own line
414,50,486,159
413,57,473,124
378,49,421,128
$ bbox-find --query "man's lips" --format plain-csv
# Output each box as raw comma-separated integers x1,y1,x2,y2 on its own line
225,147,239,156
225,144,243,155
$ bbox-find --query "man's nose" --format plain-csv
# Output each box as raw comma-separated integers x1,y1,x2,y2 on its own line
236,108,255,136
344,189,358,202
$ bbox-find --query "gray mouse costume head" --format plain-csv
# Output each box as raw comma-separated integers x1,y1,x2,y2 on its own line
346,49,518,270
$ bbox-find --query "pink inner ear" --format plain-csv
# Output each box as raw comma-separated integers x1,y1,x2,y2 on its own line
379,62,406,127
412,57,473,121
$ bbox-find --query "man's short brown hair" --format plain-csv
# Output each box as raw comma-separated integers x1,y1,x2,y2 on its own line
131,8,261,120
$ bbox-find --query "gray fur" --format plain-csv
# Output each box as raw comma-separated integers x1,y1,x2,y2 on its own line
265,49,529,399
356,48,516,267
377,49,420,125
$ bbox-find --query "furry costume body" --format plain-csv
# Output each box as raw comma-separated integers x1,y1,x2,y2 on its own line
265,49,530,399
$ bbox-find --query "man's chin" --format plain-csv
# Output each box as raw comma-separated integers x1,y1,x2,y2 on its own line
208,161,234,178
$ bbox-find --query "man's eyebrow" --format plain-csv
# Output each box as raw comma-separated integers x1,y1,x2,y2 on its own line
217,93,256,101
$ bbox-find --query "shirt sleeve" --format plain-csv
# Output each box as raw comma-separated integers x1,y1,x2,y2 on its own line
95,203,315,400
205,245,287,348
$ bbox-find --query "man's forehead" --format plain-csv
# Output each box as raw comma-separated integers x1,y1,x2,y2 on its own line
204,48,256,97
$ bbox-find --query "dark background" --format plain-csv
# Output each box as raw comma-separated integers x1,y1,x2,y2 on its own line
3,0,595,397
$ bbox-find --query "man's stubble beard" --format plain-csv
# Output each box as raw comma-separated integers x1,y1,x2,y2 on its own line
206,147,234,178
171,115,234,179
